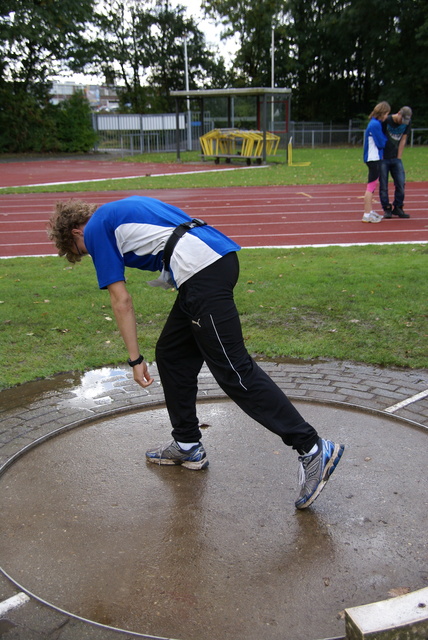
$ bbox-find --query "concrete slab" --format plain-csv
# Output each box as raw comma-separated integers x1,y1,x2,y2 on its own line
345,586,428,639
1,398,427,640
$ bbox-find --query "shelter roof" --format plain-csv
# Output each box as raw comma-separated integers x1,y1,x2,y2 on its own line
170,87,291,99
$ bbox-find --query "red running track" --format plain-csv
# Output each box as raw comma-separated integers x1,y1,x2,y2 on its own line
0,158,242,188
0,175,427,258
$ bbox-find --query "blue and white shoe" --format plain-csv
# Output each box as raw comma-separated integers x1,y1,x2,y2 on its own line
295,439,344,509
145,440,209,470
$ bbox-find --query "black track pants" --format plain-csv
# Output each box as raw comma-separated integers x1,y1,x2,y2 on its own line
155,252,319,452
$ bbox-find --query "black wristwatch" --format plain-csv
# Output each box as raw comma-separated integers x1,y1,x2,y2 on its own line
128,354,144,367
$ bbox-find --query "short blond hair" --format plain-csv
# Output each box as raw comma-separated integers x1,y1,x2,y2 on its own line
47,200,97,264
369,101,391,120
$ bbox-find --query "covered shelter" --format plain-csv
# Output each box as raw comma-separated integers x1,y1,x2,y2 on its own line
170,87,292,164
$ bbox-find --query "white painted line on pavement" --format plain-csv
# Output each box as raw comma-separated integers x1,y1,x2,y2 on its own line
0,592,30,615
0,164,268,189
385,389,428,413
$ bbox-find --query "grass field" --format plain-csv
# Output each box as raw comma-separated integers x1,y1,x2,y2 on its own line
1,146,427,194
1,244,427,389
0,146,427,389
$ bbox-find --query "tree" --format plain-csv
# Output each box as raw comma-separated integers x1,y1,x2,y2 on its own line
0,88,96,153
336,0,397,114
86,0,155,112
147,0,227,112
202,0,284,86
380,0,428,119
202,0,428,122
55,91,98,152
0,0,95,90
0,0,97,151
84,0,229,113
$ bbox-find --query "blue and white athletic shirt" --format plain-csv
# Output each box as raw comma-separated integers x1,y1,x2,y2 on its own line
363,118,388,163
83,195,241,289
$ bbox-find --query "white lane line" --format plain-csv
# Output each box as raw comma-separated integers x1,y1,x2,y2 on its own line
0,592,30,615
385,389,428,413
0,165,268,189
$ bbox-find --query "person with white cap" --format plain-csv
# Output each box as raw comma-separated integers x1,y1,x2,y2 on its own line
380,106,413,219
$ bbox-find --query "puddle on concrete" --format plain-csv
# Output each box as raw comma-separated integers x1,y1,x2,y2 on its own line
0,366,132,412
1,401,427,640
0,372,79,412
60,367,132,408
73,368,129,398
0,357,321,413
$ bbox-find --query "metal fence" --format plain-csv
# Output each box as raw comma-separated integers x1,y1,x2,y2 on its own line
285,123,428,148
92,112,211,155
92,112,428,155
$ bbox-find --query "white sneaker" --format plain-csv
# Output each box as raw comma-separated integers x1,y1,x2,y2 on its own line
362,211,382,223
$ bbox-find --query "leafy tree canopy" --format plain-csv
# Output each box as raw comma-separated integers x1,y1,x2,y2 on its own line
0,0,95,91
1,0,427,128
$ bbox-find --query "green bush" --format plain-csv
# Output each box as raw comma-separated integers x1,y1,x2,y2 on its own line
55,91,98,152
0,85,97,153
0,87,56,152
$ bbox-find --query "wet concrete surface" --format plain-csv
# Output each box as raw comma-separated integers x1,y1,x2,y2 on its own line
1,360,428,640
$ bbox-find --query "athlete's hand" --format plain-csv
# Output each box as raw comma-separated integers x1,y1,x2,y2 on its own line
133,361,154,388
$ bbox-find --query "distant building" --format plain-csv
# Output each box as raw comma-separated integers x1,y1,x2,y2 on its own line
49,81,119,111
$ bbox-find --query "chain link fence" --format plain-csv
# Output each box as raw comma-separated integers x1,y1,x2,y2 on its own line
92,113,428,155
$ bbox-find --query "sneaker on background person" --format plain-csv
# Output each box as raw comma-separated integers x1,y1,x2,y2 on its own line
383,204,393,218
391,206,410,218
362,211,383,223
295,439,345,509
384,204,410,219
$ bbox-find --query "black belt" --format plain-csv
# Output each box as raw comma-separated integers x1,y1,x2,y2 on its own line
163,218,207,270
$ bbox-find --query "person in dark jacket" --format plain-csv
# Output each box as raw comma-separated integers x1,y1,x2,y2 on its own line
380,106,412,219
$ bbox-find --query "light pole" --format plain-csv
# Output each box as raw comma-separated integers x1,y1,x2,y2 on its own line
183,35,192,151
271,27,275,131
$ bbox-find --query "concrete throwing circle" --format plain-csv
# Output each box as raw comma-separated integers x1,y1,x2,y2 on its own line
1,400,427,640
